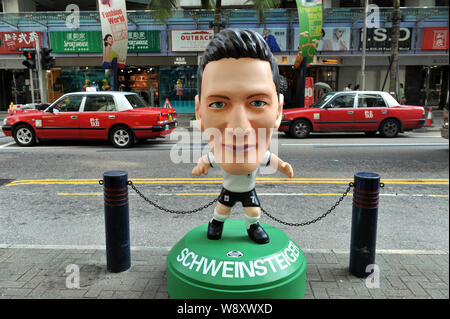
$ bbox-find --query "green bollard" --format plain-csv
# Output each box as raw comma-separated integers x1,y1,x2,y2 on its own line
166,220,307,299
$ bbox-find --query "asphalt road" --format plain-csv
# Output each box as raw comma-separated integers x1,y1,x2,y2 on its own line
0,128,448,252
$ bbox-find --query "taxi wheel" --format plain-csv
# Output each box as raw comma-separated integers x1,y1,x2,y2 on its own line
13,124,36,147
380,119,400,138
110,126,134,148
290,119,311,138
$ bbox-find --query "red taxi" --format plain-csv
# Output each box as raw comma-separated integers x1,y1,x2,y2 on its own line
280,91,425,138
1,92,177,148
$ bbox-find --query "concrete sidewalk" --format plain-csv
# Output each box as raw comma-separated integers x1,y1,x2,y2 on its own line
0,245,448,299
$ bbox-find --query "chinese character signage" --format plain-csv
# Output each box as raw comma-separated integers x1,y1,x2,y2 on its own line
294,0,323,67
50,31,103,53
128,31,160,52
98,0,128,68
359,28,412,51
422,27,449,50
171,30,214,52
0,31,42,54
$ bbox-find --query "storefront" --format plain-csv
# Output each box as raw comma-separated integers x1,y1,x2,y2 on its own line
0,31,43,109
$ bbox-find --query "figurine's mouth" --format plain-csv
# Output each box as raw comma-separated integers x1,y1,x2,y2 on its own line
223,144,256,152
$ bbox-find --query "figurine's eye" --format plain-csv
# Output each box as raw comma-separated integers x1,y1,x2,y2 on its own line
209,102,226,108
250,100,267,107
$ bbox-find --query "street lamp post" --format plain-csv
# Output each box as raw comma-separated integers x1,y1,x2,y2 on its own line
360,0,369,91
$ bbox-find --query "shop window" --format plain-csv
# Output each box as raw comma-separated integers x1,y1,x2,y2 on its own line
159,66,198,113
59,67,113,94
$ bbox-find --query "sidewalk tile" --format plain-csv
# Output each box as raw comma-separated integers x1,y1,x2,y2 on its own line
0,281,26,288
404,281,430,297
3,288,32,297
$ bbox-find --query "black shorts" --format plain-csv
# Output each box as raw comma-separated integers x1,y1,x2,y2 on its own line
218,188,261,208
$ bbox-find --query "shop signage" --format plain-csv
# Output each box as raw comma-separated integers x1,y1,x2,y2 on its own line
128,30,160,52
171,29,214,52
98,0,128,68
50,31,103,53
174,57,187,65
0,31,42,54
422,27,449,50
359,27,412,51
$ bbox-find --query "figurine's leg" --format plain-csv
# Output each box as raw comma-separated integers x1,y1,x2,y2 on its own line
208,189,233,240
244,207,269,244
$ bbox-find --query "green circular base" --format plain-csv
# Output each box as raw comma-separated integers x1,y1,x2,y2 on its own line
166,220,307,299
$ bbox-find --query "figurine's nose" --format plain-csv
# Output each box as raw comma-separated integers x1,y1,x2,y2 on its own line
226,104,253,138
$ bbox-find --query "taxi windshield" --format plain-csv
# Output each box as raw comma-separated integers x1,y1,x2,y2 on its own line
310,93,334,108
125,94,147,108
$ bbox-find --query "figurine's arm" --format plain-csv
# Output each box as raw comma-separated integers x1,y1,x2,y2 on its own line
192,153,211,176
269,153,294,178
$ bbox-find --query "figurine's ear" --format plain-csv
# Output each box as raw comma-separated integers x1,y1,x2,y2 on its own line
195,95,204,131
274,93,284,129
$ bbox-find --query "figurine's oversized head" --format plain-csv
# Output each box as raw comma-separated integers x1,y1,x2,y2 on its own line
195,29,283,175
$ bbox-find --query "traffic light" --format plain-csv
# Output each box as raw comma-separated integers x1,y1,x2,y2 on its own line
22,50,36,69
40,48,55,70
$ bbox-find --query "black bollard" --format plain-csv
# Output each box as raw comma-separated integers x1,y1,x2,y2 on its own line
102,170,131,273
349,172,381,278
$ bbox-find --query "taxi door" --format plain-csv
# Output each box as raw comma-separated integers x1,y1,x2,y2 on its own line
39,94,84,139
354,93,387,131
318,93,356,131
78,94,118,139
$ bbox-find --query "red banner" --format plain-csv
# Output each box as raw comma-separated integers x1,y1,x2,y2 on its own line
0,31,42,54
305,77,314,107
422,27,449,50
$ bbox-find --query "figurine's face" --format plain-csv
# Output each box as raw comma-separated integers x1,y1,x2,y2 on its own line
196,57,283,175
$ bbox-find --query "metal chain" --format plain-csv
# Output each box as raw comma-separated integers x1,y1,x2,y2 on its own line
128,181,218,215
261,182,354,227
128,180,354,225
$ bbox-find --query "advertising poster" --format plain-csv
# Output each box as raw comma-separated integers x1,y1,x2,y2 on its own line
98,0,128,68
251,28,287,52
317,27,351,51
0,31,42,54
422,27,449,50
294,0,323,67
171,30,214,52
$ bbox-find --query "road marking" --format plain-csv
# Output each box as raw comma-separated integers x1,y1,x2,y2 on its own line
0,141,16,149
56,192,449,198
282,143,449,147
8,177,449,186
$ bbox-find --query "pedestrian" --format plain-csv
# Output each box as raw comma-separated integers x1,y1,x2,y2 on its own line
344,83,352,91
355,84,360,91
400,83,405,104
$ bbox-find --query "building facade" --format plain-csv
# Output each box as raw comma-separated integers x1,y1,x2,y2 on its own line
0,0,448,112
